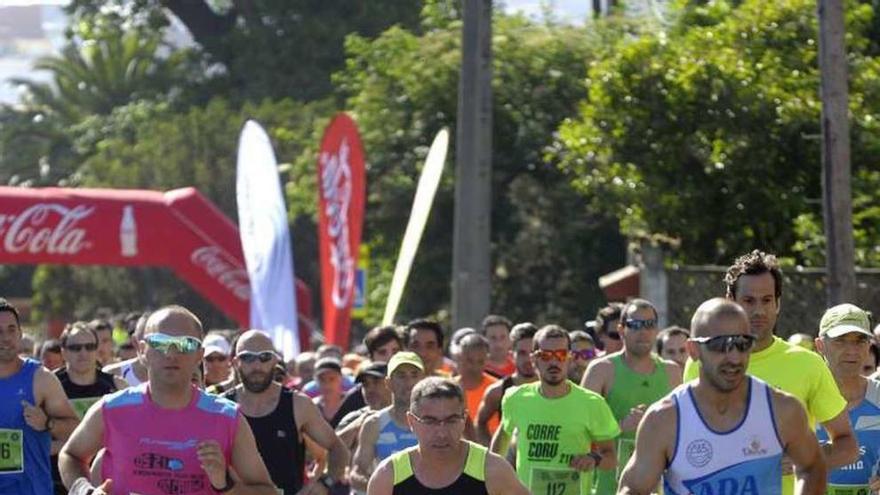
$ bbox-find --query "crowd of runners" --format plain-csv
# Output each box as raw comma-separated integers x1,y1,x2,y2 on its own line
1,249,879,494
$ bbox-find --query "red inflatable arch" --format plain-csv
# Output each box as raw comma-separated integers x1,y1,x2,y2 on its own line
0,186,312,344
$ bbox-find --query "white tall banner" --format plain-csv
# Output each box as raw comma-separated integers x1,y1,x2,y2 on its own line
382,129,450,325
236,120,299,357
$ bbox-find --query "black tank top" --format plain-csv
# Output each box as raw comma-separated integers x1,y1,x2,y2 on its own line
391,441,489,495
53,367,119,495
227,387,304,494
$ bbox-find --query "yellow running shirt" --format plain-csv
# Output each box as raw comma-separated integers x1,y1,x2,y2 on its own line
500,381,620,495
683,336,846,495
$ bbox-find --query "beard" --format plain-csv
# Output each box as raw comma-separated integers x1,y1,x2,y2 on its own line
241,370,274,393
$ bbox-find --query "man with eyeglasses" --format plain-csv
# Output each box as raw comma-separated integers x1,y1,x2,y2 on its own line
60,305,277,495
351,351,426,492
619,298,827,494
224,330,349,495
813,304,880,494
367,377,528,494
492,324,620,495
568,331,597,383
52,322,127,494
0,298,79,495
580,298,681,494
683,251,857,494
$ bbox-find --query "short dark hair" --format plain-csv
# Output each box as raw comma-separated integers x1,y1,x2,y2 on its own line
656,326,689,355
0,298,21,327
458,334,490,353
40,338,62,356
725,250,783,301
406,319,445,349
363,325,403,358
60,321,98,348
88,318,112,333
410,377,464,411
620,298,659,325
510,322,538,345
481,314,512,333
596,303,624,334
533,324,571,350
569,330,594,346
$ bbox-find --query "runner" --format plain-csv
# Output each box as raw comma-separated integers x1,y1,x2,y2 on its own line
88,319,116,367
0,298,79,495
618,298,826,494
406,319,454,377
655,326,689,367
59,305,277,495
336,362,392,451
683,250,857,493
350,352,425,492
366,377,528,494
52,322,127,494
492,324,620,495
475,322,538,446
581,298,681,494
814,304,880,494
225,330,350,494
481,315,515,378
567,330,596,383
453,334,497,439
202,332,233,388
102,311,150,387
313,357,346,427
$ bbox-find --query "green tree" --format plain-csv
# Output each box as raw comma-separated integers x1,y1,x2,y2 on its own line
554,0,880,266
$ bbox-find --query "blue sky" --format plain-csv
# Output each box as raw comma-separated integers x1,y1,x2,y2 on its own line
502,0,590,23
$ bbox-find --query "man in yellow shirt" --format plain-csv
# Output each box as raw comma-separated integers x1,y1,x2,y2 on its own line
683,250,857,494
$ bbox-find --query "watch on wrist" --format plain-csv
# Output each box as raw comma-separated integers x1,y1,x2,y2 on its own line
587,451,603,465
42,417,54,432
318,474,336,489
211,469,235,493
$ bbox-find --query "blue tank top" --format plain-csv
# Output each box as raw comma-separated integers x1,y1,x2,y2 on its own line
817,378,880,494
375,408,418,461
0,358,52,495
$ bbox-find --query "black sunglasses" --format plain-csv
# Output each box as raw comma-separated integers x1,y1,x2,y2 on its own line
691,334,756,354
65,343,98,352
236,351,278,364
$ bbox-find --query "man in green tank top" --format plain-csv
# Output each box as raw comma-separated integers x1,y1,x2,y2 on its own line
580,298,681,494
366,377,527,495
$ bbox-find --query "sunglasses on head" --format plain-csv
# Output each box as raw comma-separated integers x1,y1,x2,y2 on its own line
691,334,756,354
144,333,202,355
571,348,596,360
236,351,278,364
533,349,569,362
65,343,98,352
623,318,658,331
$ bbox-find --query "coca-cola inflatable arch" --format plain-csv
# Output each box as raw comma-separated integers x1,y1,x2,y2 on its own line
0,186,312,342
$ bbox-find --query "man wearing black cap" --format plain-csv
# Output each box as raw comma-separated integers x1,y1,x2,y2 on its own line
336,363,392,452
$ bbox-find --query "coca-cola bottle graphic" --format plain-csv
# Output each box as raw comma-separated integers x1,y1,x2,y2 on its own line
120,205,138,257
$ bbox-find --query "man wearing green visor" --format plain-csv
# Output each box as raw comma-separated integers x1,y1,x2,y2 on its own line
60,305,277,495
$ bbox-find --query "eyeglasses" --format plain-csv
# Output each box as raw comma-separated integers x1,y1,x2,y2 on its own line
571,348,596,360
410,412,465,428
533,349,569,362
144,333,202,355
205,355,228,363
623,318,658,331
691,334,756,354
236,351,278,364
65,343,98,352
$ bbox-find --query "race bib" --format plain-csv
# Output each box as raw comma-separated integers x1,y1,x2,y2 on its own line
825,484,869,495
530,466,583,495
0,429,24,474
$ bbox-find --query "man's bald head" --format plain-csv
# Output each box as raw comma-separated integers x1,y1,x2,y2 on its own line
690,298,749,338
144,305,203,338
235,329,275,354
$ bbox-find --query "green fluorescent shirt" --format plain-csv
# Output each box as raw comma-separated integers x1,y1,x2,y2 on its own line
682,336,847,495
501,381,620,495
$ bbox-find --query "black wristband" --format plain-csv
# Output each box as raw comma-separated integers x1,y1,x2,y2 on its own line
587,451,603,465
210,469,235,493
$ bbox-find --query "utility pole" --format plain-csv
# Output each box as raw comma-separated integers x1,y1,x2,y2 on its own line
452,0,492,330
818,0,856,304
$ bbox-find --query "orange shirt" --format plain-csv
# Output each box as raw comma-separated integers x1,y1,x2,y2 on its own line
485,356,515,378
460,373,499,432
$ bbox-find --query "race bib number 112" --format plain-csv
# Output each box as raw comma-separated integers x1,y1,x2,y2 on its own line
530,467,582,495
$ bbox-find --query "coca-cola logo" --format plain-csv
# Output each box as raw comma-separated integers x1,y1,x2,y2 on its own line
0,203,95,255
320,139,356,309
190,246,250,302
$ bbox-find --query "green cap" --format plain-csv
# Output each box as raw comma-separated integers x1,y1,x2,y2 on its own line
387,351,424,376
819,303,872,339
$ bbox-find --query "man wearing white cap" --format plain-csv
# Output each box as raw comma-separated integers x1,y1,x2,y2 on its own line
350,351,425,492
816,303,880,494
202,333,232,388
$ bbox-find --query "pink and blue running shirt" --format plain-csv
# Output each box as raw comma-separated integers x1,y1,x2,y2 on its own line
101,384,240,495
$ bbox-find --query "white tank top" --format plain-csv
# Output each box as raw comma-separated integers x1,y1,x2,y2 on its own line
664,377,784,495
